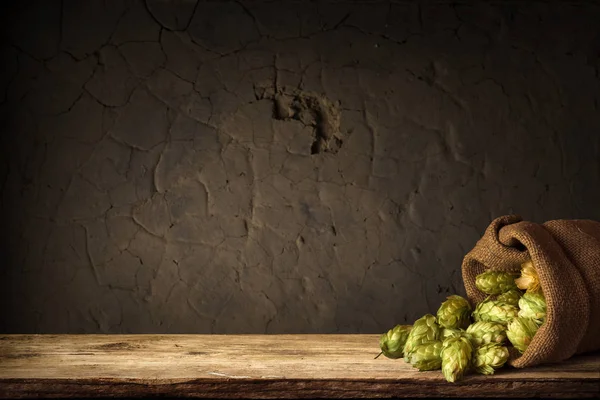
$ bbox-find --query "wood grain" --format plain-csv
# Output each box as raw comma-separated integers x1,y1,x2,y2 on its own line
0,334,598,398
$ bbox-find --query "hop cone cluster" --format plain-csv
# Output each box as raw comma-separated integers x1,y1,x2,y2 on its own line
496,289,522,307
515,261,540,293
407,341,443,371
472,298,519,325
506,317,540,353
437,295,471,329
403,314,440,362
376,258,546,383
379,325,412,359
518,291,546,324
441,336,473,383
472,343,509,375
466,321,507,347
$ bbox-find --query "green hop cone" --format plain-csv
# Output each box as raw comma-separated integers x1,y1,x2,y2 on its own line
441,335,473,383
496,289,523,307
441,328,464,340
472,297,519,325
517,291,547,325
466,321,507,347
407,340,443,371
475,271,519,295
436,295,472,330
506,317,540,354
403,314,440,362
472,343,509,375
379,324,412,359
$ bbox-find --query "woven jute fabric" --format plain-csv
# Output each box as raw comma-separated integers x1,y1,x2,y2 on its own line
462,215,600,368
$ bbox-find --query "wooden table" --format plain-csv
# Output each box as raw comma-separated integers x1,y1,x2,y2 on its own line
0,334,598,398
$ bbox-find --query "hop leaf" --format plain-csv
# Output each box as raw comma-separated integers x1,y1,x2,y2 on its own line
403,314,440,362
518,291,547,325
506,317,540,354
472,297,519,325
472,343,509,375
441,335,473,383
496,289,523,307
466,321,507,347
475,271,519,295
379,325,412,359
436,295,472,330
515,260,541,293
407,340,443,371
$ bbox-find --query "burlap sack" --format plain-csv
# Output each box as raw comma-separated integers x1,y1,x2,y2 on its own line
462,215,600,368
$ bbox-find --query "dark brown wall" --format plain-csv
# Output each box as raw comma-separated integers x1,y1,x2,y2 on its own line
1,0,599,333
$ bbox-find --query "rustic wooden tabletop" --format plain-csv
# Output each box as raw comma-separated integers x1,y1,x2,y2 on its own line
0,334,598,398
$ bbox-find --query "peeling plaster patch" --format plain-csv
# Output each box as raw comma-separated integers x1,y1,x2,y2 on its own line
256,83,343,154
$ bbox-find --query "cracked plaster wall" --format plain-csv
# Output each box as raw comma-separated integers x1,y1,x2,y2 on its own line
1,1,599,333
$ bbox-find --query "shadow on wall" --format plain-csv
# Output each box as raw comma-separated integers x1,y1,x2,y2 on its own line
1,0,599,333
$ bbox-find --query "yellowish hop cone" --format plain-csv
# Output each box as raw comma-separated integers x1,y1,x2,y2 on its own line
515,260,541,293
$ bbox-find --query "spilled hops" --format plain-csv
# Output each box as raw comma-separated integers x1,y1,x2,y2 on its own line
376,259,545,382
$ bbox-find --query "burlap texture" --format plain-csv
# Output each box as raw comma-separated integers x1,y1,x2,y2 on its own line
462,215,600,368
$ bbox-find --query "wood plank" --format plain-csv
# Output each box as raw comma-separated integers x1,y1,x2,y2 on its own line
0,334,598,398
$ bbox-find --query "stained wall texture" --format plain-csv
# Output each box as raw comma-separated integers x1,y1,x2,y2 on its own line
1,1,599,333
